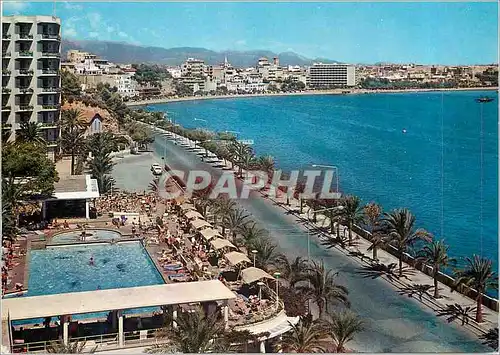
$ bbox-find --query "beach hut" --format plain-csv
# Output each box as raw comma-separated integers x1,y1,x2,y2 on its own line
224,251,251,267
240,267,274,285
199,228,221,241
210,238,237,251
184,210,204,220
191,219,211,230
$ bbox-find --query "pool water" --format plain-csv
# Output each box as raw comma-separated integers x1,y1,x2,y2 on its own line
50,229,122,244
11,241,165,325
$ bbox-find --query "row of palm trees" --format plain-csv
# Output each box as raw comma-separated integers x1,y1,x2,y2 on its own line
146,117,497,342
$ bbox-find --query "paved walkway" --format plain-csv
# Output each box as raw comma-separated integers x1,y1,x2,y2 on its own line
268,193,498,334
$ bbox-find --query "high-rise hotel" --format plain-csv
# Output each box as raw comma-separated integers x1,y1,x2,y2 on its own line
307,63,356,88
2,16,62,161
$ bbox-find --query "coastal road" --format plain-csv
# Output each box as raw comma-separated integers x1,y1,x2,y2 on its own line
113,135,489,353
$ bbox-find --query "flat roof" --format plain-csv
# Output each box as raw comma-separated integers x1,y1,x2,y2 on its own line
3,280,236,320
48,175,99,200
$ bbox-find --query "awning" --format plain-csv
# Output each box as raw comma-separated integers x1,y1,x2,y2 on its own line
191,219,211,230
180,203,196,211
199,228,221,241
210,238,237,250
240,267,274,284
224,251,251,267
184,210,204,220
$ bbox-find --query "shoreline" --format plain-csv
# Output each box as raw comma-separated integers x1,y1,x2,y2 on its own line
126,86,498,107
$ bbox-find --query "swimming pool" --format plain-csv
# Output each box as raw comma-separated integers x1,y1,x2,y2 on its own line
11,241,165,325
50,229,122,244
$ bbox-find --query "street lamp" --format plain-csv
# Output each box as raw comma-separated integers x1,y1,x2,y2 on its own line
311,164,340,197
273,272,281,310
251,249,258,267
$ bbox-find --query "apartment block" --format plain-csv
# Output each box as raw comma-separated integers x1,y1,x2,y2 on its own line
2,15,62,161
307,63,356,88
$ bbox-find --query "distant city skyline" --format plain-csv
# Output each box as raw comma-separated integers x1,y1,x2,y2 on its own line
2,1,498,65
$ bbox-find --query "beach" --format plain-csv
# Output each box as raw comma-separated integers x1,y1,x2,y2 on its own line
126,86,498,107
112,132,493,352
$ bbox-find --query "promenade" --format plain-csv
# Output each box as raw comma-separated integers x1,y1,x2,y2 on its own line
112,132,493,352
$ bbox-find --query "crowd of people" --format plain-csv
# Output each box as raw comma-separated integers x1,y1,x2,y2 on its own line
96,192,159,216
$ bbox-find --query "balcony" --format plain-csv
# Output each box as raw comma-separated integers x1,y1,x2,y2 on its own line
41,33,61,41
2,88,11,94
18,51,33,57
41,52,60,58
46,141,58,148
18,69,34,76
40,87,60,93
39,122,58,129
40,104,60,110
39,68,60,76
1,105,11,112
2,124,12,130
2,69,11,76
2,34,11,40
17,105,34,112
2,51,11,58
17,87,34,94
17,33,33,40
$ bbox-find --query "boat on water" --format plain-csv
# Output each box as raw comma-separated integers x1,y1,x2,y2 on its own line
475,97,495,103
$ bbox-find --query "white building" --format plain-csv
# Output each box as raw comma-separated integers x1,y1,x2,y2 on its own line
181,58,205,77
114,72,138,97
2,15,62,161
307,63,356,88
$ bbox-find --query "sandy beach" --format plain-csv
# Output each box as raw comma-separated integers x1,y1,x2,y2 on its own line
126,86,498,107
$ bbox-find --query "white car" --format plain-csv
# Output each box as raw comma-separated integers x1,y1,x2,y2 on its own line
151,163,163,175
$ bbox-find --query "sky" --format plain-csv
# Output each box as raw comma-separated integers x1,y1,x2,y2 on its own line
2,1,498,65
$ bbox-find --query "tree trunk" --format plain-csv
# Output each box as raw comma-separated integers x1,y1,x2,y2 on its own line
286,196,290,206
476,293,483,323
330,216,334,234
299,198,303,214
70,153,75,175
348,222,353,245
373,246,378,261
337,223,340,238
318,301,324,319
433,267,439,298
398,255,403,277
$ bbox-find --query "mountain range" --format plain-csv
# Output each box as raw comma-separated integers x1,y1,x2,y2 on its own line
61,39,342,67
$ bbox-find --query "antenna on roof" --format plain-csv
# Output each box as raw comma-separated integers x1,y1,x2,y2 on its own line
52,0,57,18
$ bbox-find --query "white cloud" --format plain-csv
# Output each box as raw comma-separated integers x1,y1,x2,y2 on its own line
106,26,115,33
89,32,99,38
86,12,102,31
118,31,129,38
235,39,246,46
64,27,77,37
3,1,30,13
63,2,83,10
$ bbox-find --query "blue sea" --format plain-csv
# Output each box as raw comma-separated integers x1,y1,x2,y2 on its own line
147,91,498,281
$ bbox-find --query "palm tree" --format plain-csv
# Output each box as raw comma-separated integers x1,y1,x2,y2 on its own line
60,128,86,175
382,208,432,277
416,240,455,298
281,315,327,353
2,201,18,242
275,255,309,287
86,132,121,157
453,255,498,323
149,178,160,195
250,238,279,272
17,121,45,144
298,261,350,318
238,222,268,247
364,202,384,260
147,308,224,353
257,155,275,183
324,311,364,352
336,195,364,246
211,198,236,234
229,141,253,177
223,208,250,241
61,108,87,131
47,340,96,353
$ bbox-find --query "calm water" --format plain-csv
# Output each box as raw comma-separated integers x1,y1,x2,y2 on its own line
11,241,165,325
148,91,499,276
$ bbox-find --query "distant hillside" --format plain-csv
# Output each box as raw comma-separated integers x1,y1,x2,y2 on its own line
61,39,343,67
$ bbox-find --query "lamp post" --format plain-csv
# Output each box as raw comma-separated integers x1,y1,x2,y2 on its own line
273,272,281,310
311,164,340,196
251,249,258,267
312,205,344,236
